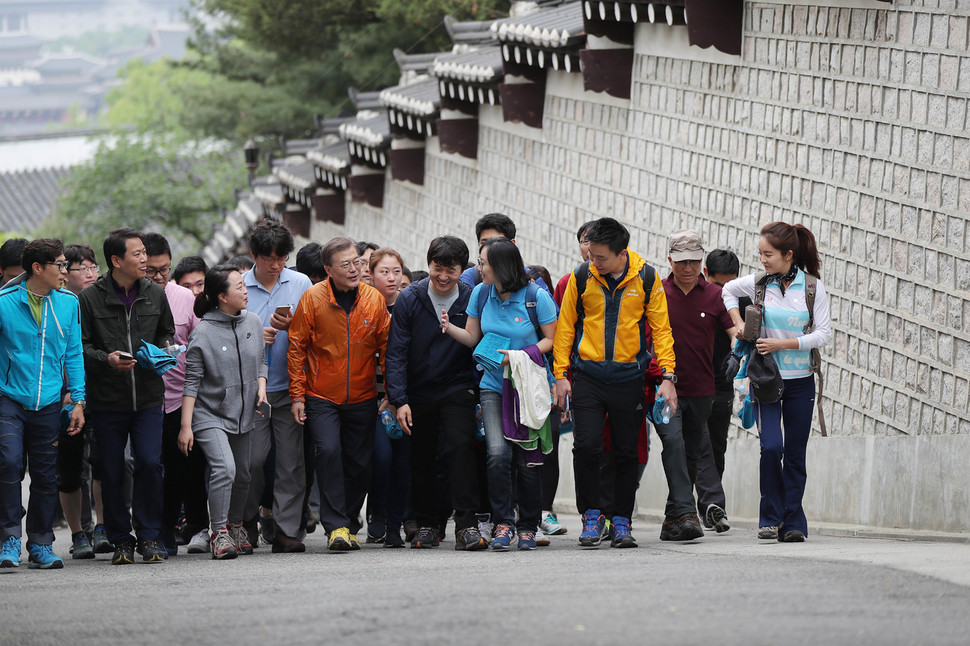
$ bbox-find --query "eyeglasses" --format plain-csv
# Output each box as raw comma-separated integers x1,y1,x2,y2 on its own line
336,258,368,271
258,255,289,267
46,261,69,271
477,258,487,268
68,265,99,274
673,260,702,267
145,266,171,278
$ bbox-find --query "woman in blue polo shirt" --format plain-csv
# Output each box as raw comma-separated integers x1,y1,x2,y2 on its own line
441,238,557,551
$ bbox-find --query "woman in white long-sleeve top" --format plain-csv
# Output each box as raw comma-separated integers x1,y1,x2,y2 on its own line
721,222,831,543
178,265,268,559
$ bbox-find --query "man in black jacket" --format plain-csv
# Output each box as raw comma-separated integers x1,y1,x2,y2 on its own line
78,228,175,565
385,236,486,550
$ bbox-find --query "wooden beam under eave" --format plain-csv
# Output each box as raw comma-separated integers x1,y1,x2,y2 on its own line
349,173,385,208
500,82,545,129
580,48,633,99
437,118,479,159
282,205,311,238
685,0,743,56
389,147,426,186
312,192,345,225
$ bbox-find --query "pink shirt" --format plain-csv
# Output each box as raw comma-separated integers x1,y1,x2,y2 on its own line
162,281,200,413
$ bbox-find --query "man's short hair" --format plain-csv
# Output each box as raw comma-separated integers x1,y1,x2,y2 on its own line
172,255,208,283
320,236,357,267
227,255,255,271
64,243,97,268
584,217,630,255
22,238,64,275
577,221,595,242
142,232,172,259
705,249,740,276
426,236,469,270
248,220,295,258
0,237,27,270
475,213,516,241
103,228,144,268
355,241,379,256
295,242,326,281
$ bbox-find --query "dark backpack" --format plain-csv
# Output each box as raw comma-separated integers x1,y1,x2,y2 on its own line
747,349,784,404
475,280,544,343
753,271,826,435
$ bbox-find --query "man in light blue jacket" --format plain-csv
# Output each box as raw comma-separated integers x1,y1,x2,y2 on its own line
0,238,86,569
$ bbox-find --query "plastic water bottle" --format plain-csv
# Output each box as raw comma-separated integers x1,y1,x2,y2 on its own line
381,409,402,439
660,400,672,425
475,404,485,441
164,344,186,356
736,379,748,396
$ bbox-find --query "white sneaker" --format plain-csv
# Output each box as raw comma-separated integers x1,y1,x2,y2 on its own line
534,527,551,546
476,513,493,544
186,529,210,554
540,511,567,535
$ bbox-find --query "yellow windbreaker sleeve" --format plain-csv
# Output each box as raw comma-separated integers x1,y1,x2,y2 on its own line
552,271,579,380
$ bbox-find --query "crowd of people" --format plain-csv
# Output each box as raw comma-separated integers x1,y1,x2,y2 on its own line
0,212,830,568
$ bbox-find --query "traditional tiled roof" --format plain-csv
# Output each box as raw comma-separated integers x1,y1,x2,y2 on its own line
252,178,284,206
29,53,106,77
348,88,383,111
306,139,350,190
492,2,585,50
443,15,501,46
0,166,73,234
281,138,321,156
340,111,391,167
380,76,439,138
274,157,317,193
393,49,438,75
432,47,503,85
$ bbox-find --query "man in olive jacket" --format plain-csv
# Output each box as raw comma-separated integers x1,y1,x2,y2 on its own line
78,228,175,565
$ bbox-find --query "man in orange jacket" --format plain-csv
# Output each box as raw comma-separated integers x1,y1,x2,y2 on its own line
287,236,391,552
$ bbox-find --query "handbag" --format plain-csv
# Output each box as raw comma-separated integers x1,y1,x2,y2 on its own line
747,349,784,404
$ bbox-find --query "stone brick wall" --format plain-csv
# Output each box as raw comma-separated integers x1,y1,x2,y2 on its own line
310,0,970,532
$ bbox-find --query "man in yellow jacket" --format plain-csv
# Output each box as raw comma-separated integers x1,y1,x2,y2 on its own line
288,236,391,552
553,217,680,549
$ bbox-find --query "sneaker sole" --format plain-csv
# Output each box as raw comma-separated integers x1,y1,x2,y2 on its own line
411,540,437,549
28,560,64,569
611,538,638,548
93,543,114,554
328,539,352,551
111,555,134,565
212,551,239,560
542,526,567,535
0,559,19,568
455,539,487,551
490,542,511,551
143,554,165,563
578,536,602,547
72,551,95,560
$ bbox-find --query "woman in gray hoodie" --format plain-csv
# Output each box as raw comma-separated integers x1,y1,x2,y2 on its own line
178,265,267,559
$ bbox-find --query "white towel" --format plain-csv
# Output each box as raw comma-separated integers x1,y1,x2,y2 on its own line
505,349,552,429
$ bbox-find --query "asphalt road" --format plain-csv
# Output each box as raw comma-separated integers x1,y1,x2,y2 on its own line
3,516,970,646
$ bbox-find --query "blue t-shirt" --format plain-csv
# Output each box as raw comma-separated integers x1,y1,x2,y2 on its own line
466,283,558,393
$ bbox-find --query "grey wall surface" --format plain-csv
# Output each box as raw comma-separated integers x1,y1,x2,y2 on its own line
310,0,970,533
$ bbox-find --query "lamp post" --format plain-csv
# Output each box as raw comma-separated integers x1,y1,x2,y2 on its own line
244,139,259,187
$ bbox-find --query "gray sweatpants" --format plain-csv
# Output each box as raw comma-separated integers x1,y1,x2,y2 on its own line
244,390,306,539
194,428,251,534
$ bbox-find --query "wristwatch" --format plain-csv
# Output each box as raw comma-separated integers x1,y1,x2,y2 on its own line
661,371,678,384
73,400,86,408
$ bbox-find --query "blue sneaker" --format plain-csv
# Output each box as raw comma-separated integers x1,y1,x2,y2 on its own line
610,516,638,548
27,543,64,569
0,536,21,567
491,524,514,551
579,509,605,547
517,531,537,550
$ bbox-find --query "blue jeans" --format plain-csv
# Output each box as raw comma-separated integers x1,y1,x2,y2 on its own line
480,390,541,532
0,396,59,544
757,376,815,535
91,407,164,543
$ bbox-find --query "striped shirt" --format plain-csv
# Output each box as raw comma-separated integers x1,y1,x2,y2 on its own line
721,269,832,380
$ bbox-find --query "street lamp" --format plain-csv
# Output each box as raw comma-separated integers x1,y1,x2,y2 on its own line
244,139,259,187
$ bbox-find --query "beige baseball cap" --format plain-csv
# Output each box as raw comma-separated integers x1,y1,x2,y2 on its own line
668,229,704,262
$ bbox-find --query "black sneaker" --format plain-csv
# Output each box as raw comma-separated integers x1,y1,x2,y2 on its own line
705,504,731,533
778,529,806,543
111,538,135,565
384,529,405,548
454,526,487,551
411,526,439,549
138,539,166,563
243,517,260,549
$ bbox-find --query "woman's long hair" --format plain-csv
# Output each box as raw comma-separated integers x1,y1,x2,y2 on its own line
760,222,821,278
480,238,529,293
193,264,239,319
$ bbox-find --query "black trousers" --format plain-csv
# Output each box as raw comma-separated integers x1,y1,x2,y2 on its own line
161,408,209,536
408,388,481,532
540,414,560,511
572,372,644,520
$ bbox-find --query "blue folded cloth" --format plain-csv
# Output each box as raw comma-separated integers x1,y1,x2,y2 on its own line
473,333,511,372
136,341,179,376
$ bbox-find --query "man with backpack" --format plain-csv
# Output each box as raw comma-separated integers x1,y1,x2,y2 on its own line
552,217,677,549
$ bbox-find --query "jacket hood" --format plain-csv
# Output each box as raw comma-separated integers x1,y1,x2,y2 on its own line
201,308,248,324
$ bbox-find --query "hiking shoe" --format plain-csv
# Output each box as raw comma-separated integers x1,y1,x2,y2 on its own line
186,529,210,554
138,539,166,563
454,526,487,551
384,529,405,548
535,528,551,546
272,529,306,553
517,531,537,550
476,513,493,544
258,510,275,545
778,529,806,543
71,531,95,559
27,543,63,569
211,529,238,560
579,509,605,547
0,536,21,567
491,524,514,551
347,532,361,550
403,520,418,543
92,524,113,554
659,513,704,541
328,527,354,551
540,511,567,535
410,526,439,549
758,525,779,540
228,522,253,555
705,504,730,533
610,516,638,548
111,538,135,565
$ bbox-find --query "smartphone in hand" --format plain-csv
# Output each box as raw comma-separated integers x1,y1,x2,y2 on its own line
118,351,134,361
